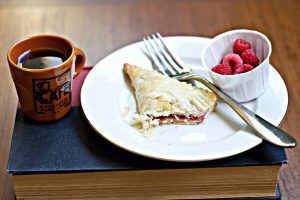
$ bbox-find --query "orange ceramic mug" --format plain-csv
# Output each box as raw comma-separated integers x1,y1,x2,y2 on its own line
7,35,86,121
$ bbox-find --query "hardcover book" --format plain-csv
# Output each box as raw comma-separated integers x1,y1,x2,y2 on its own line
7,68,286,200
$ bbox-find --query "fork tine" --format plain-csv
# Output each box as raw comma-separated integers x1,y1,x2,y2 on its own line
151,34,183,74
143,38,168,76
156,32,191,72
145,36,177,76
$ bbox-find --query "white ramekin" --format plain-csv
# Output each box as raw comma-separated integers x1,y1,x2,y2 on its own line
201,29,272,102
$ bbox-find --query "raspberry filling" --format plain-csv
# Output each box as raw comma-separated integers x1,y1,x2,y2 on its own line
153,114,206,124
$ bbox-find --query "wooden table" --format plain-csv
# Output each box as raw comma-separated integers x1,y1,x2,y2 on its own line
0,0,299,199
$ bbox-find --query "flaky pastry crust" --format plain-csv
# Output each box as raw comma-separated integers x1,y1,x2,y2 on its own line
124,63,217,129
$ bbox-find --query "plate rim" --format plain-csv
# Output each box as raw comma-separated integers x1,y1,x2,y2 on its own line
80,36,288,162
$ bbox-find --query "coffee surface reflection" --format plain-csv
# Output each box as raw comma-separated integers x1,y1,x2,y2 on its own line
17,48,67,69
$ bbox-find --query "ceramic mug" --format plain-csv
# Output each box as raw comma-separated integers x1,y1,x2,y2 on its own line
7,35,86,121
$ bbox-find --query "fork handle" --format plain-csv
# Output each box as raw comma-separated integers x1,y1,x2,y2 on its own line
180,73,296,147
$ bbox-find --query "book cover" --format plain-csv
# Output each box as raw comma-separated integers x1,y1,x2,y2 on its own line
7,106,287,174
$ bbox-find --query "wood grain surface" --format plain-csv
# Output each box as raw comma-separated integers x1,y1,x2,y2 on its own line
0,0,299,199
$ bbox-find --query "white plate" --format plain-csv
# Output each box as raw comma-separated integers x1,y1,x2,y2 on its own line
81,36,288,162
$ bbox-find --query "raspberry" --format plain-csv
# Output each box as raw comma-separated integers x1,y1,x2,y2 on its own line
243,64,254,72
222,53,243,68
233,64,244,74
241,49,260,67
212,63,232,75
233,64,254,74
233,39,251,55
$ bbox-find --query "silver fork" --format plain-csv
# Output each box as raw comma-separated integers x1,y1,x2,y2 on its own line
143,32,296,148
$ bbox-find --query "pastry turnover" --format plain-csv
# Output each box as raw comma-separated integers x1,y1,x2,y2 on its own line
124,63,217,130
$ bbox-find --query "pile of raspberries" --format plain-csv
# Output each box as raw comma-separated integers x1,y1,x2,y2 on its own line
212,39,260,75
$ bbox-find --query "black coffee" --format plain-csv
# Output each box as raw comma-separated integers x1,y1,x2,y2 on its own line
17,48,67,69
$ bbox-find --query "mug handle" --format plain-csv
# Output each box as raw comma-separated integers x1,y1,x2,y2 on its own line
74,47,86,78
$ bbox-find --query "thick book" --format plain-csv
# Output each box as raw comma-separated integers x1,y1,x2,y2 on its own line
7,68,286,200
